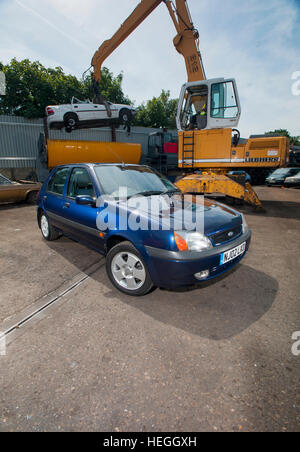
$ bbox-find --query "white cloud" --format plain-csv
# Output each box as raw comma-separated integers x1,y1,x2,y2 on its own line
0,0,299,137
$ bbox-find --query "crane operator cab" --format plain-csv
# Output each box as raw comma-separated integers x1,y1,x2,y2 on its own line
176,78,242,169
177,78,241,132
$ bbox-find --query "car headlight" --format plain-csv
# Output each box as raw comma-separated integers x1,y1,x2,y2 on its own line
241,214,249,234
174,231,212,252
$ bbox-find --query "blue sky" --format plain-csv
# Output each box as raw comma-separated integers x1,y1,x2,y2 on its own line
0,0,299,137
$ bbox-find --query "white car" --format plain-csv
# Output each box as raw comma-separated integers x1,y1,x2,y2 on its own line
284,172,300,188
46,97,136,132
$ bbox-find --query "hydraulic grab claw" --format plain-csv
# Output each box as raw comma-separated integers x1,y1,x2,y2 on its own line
92,77,112,117
175,172,265,211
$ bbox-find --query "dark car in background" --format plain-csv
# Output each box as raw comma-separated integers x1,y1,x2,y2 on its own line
266,168,300,186
37,163,251,296
227,171,252,184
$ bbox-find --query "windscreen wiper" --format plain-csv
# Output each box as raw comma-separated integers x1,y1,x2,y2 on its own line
162,189,182,195
134,190,164,197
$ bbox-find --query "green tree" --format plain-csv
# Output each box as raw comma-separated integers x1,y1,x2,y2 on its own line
0,59,131,118
265,129,300,146
134,90,178,129
82,69,132,105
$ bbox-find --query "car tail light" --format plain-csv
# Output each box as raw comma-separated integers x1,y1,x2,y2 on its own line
46,107,54,116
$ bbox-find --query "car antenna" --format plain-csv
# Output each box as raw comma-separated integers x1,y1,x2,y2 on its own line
106,145,126,167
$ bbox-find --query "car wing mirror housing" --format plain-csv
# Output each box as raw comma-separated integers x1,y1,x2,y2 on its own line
75,195,96,207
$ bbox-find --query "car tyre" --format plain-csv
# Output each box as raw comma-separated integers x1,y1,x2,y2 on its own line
119,108,133,123
106,241,155,296
64,112,78,130
26,191,39,205
40,213,60,241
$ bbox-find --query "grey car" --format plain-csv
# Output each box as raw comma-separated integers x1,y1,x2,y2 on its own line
266,168,300,186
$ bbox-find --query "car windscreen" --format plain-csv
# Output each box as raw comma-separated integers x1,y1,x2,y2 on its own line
290,171,300,178
271,169,293,175
94,166,177,198
0,175,12,185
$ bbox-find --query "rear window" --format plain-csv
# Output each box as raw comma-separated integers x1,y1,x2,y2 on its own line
47,167,69,195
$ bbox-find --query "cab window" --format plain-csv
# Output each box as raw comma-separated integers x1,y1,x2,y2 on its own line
47,167,69,195
211,81,238,118
67,168,95,199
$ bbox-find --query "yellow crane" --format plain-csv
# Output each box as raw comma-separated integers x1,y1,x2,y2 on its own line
88,1,290,208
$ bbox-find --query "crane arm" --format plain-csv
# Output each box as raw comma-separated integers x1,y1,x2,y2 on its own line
92,0,163,83
166,0,206,81
91,0,205,87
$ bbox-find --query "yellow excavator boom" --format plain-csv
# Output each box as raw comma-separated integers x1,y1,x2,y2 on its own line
91,0,205,84
89,0,288,210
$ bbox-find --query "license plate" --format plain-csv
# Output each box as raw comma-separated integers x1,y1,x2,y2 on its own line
220,242,246,265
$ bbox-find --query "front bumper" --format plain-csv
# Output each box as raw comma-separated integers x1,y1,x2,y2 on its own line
266,180,284,186
284,181,300,188
144,229,251,289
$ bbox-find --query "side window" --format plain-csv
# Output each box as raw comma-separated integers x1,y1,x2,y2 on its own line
211,81,238,119
67,168,95,199
47,167,69,195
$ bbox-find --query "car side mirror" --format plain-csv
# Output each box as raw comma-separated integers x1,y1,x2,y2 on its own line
75,195,96,207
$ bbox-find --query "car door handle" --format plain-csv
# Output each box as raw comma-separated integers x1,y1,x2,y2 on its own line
43,195,47,201
64,202,70,208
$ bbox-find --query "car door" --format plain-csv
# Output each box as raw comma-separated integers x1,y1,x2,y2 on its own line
62,167,104,251
0,175,22,203
92,103,107,120
43,167,70,231
72,102,102,122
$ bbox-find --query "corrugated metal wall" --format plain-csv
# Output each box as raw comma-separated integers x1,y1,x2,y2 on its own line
0,115,174,168
0,115,44,168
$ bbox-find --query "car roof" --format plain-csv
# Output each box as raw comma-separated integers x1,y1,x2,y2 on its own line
272,167,300,171
54,163,145,169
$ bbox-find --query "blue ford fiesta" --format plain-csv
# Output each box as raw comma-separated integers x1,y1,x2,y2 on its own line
37,163,251,296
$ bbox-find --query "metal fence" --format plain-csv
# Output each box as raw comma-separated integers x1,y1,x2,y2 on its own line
0,114,173,169
0,115,44,168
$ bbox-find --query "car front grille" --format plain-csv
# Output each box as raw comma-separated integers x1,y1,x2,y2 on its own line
210,224,242,246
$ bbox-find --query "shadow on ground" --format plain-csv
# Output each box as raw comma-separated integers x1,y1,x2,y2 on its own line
45,236,103,273
0,201,30,212
239,200,300,220
46,234,278,341
96,264,278,340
